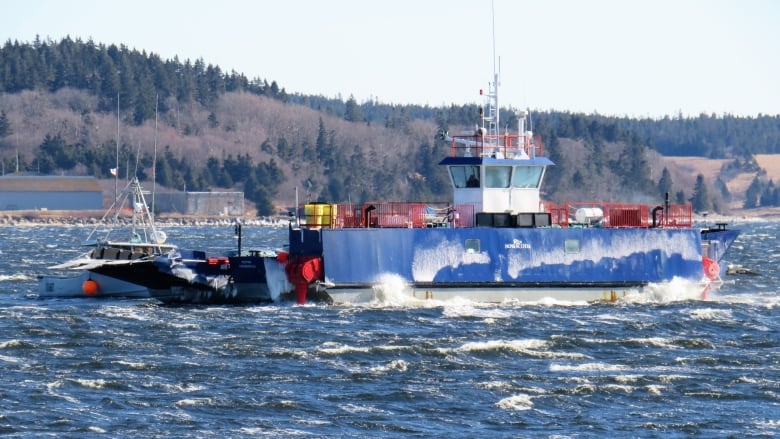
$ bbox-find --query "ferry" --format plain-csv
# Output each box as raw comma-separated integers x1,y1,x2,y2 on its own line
280,71,739,305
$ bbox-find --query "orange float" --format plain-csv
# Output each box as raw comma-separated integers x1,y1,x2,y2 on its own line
82,279,99,295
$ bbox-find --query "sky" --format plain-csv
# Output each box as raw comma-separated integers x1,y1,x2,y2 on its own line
2,0,779,118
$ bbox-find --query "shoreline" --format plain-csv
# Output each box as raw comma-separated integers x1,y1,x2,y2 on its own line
0,211,292,227
2,209,778,227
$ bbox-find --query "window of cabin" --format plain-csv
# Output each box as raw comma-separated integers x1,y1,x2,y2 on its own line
450,165,481,188
485,166,511,188
512,166,544,188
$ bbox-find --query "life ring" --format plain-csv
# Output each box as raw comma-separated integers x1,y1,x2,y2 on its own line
703,257,720,281
82,279,99,295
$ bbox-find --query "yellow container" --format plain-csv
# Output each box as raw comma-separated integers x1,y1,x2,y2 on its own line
304,203,337,228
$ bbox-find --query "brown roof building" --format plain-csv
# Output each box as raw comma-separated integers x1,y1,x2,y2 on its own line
0,175,103,210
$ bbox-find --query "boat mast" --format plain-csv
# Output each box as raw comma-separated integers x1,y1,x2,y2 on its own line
491,0,499,139
152,94,158,223
480,1,500,146
115,93,119,205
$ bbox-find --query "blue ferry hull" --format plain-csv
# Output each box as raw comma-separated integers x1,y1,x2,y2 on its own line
289,227,707,303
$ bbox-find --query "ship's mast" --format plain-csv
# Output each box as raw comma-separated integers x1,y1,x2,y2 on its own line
479,1,500,144
489,0,499,139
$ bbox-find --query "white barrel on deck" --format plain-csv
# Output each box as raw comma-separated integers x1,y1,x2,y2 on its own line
575,207,604,224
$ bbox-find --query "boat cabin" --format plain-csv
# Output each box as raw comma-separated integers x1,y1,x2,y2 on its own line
439,130,552,216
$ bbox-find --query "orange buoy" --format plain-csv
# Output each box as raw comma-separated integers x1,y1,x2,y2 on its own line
82,279,99,295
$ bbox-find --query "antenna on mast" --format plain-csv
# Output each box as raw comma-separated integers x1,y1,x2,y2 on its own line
488,0,499,139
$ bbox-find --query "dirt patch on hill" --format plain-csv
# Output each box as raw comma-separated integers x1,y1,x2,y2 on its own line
659,156,730,193
661,157,730,181
661,154,780,213
755,154,780,181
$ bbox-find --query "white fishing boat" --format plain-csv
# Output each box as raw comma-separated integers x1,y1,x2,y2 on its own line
37,177,176,298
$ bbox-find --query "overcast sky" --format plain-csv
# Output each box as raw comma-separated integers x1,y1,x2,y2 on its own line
2,0,778,117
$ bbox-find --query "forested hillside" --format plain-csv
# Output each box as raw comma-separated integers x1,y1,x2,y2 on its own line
1,37,779,215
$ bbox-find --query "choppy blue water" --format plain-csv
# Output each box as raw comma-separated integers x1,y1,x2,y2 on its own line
0,221,778,438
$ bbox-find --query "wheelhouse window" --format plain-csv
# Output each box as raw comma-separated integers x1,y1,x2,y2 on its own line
450,165,481,188
485,166,511,188
512,166,544,188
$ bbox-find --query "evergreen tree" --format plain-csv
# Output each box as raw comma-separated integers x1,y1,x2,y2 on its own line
315,117,332,167
743,176,763,208
35,154,56,174
276,137,291,160
201,157,221,186
760,180,776,207
690,174,712,212
216,167,233,188
243,171,260,202
133,74,157,125
542,131,568,192
155,152,174,188
37,133,76,170
715,177,731,202
269,80,280,97
412,139,449,200
182,165,200,191
0,110,11,137
616,139,651,192
251,186,275,216
657,167,673,199
675,190,686,204
325,175,346,202
344,95,362,122
222,153,253,183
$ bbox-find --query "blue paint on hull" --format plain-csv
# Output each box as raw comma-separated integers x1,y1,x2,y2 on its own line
291,227,705,289
702,227,740,262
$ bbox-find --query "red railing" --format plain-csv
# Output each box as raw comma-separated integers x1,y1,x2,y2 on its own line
298,202,474,229
541,201,692,228
663,204,694,227
298,201,692,230
448,134,544,159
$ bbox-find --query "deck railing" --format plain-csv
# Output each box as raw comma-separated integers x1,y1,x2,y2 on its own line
298,201,692,229
298,202,474,229
447,133,544,159
542,201,693,228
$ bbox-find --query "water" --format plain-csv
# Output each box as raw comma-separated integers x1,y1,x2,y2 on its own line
0,221,778,437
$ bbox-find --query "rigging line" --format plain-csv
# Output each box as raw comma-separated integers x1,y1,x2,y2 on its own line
134,141,142,176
